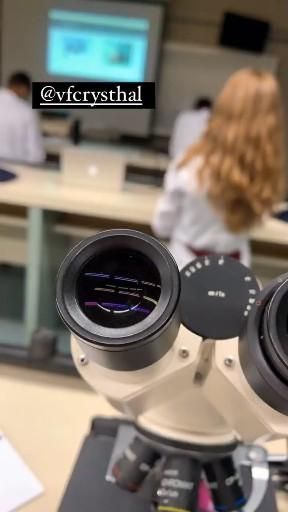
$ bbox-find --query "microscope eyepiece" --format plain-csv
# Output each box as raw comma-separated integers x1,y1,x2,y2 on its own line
56,230,180,371
239,275,288,415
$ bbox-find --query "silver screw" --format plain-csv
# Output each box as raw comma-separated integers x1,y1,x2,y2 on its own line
79,354,88,366
224,357,235,368
248,447,266,463
179,347,190,359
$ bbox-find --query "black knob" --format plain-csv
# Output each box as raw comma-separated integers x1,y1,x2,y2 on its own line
180,255,260,339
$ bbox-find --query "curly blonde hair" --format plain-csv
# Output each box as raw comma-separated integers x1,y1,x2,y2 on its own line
180,68,285,233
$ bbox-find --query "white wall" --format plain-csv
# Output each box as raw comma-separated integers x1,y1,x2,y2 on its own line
155,43,277,135
165,0,288,155
164,0,288,102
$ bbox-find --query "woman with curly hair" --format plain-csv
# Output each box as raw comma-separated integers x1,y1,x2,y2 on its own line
153,68,284,268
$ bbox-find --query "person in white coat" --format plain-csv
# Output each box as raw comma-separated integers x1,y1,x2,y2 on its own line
0,72,44,164
169,97,212,160
153,69,284,269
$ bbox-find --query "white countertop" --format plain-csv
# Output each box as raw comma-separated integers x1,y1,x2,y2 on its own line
0,164,287,245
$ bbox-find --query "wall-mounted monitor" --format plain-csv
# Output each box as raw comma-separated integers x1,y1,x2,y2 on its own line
219,12,271,54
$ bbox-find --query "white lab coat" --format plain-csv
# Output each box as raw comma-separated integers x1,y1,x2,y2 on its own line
0,89,44,164
169,108,211,160
152,157,251,269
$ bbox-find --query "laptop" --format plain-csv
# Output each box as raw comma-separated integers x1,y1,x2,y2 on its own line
61,147,125,192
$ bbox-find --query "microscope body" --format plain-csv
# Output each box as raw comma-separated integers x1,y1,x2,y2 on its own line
72,324,288,450
56,230,288,512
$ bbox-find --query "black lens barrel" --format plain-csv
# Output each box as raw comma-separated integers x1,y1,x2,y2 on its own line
262,280,288,383
239,275,288,415
156,456,202,512
204,456,246,512
112,436,160,492
56,230,181,371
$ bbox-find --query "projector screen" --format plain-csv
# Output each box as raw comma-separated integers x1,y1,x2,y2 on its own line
2,0,165,137
47,10,150,82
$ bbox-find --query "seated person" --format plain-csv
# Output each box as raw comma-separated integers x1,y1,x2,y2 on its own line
169,97,212,160
0,72,45,164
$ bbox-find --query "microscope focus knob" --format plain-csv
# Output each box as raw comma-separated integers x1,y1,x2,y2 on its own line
180,255,260,340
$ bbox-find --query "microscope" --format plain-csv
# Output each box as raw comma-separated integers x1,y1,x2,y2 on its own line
56,229,288,512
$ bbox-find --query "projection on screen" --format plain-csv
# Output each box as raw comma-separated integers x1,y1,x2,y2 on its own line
47,9,150,82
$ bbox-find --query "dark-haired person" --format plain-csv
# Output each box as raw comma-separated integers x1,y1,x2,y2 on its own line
0,72,44,163
169,96,212,160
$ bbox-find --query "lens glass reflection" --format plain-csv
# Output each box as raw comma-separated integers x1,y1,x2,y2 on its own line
76,249,161,328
